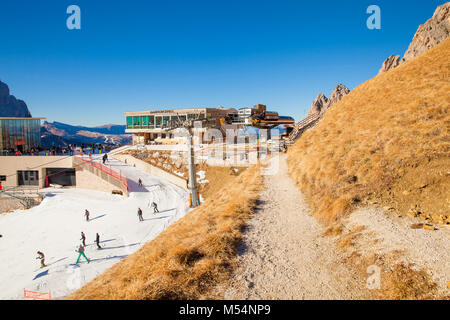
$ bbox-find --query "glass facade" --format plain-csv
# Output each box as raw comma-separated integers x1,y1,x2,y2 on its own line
0,118,41,153
126,112,205,130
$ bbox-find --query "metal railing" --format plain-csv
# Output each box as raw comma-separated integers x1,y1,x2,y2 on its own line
286,113,321,144
0,189,41,209
73,156,129,196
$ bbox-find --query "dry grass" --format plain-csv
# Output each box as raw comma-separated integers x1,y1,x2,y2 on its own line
377,263,440,300
287,38,450,225
288,39,450,300
197,166,247,199
67,164,262,300
338,230,442,300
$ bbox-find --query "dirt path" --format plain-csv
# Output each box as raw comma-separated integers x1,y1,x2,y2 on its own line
223,154,369,299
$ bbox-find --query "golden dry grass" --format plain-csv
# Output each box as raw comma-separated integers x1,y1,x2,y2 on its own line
287,38,450,225
67,164,262,300
197,166,247,199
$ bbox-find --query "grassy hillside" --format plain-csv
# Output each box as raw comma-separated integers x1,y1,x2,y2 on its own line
288,38,450,225
68,164,262,299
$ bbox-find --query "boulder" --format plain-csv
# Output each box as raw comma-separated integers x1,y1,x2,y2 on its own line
174,158,183,169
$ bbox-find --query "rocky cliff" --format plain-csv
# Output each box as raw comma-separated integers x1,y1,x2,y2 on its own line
0,80,32,117
307,84,350,117
379,2,450,74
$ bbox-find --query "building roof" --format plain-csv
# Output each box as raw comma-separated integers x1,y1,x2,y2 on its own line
125,107,237,116
0,117,46,120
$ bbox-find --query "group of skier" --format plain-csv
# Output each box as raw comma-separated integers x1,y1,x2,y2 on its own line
137,201,159,222
35,168,159,268
37,200,161,268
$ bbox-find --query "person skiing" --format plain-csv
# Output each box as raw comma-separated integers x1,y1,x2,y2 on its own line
102,153,108,164
138,178,143,187
84,209,90,222
75,245,89,264
137,207,144,222
36,251,46,268
151,202,159,214
80,232,86,247
95,233,102,249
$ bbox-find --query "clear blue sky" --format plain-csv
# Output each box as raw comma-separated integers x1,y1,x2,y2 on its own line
0,0,445,126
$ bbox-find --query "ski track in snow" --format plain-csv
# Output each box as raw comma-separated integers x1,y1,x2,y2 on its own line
0,154,189,300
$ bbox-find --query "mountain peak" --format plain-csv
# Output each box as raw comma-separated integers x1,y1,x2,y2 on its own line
307,84,350,117
379,2,450,74
0,80,32,117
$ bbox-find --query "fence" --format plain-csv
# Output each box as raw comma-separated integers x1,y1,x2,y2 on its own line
24,290,51,300
73,156,129,196
286,113,321,144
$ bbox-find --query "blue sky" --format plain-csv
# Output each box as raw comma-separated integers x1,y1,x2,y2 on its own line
0,0,445,126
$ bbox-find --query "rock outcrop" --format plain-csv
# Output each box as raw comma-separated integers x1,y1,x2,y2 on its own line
327,84,351,109
307,84,350,117
308,93,328,116
0,80,32,117
378,2,450,74
403,2,450,61
378,55,403,74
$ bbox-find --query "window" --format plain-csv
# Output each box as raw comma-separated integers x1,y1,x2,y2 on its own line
162,116,170,127
148,115,155,128
141,116,148,127
155,116,162,128
126,116,133,129
133,116,141,128
17,170,39,186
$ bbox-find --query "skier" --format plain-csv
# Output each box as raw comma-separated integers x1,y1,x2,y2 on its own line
138,178,143,187
151,202,159,214
137,207,144,222
102,153,108,164
75,245,89,264
80,232,86,247
84,209,90,222
95,233,102,249
36,251,46,268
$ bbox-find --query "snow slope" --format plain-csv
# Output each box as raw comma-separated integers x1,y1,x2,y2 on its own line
0,154,189,299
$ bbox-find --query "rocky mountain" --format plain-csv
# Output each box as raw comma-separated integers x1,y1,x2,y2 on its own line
307,84,350,118
0,80,32,117
379,2,450,74
41,121,131,148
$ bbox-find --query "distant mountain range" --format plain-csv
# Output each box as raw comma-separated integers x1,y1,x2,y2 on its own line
41,121,131,148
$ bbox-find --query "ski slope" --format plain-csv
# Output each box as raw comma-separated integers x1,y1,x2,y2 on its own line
0,154,189,300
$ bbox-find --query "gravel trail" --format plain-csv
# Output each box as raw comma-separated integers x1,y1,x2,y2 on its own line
223,154,369,299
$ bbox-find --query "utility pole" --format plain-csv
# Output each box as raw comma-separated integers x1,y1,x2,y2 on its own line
187,131,199,208
164,117,200,208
